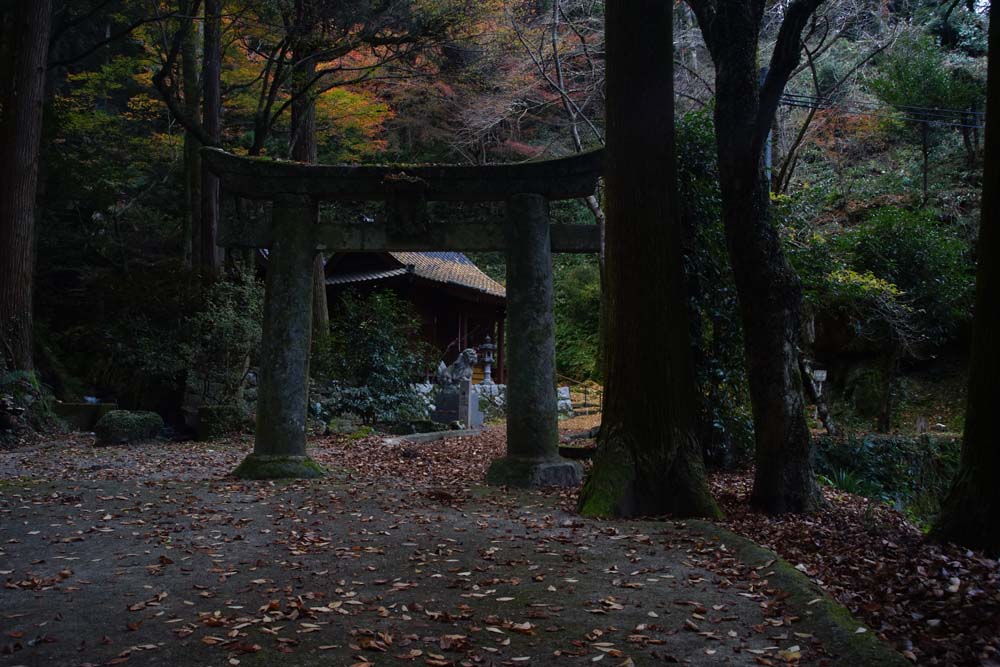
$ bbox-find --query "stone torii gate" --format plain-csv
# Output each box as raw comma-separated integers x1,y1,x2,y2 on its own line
202,147,604,487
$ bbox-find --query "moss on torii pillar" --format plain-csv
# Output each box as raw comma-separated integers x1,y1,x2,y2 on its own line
233,194,324,479
486,193,582,488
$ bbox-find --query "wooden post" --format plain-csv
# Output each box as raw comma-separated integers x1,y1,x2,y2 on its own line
487,193,581,487
497,312,505,383
234,195,324,479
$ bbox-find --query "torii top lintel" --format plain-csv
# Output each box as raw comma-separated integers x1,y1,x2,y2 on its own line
201,147,605,202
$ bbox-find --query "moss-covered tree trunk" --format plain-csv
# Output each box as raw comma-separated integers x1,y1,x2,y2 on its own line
577,0,719,519
932,0,1000,557
688,0,824,513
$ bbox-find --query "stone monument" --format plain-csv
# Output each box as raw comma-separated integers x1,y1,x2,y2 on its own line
431,349,483,428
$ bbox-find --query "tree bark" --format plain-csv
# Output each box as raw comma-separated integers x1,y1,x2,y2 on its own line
577,0,719,519
690,0,823,513
200,0,222,282
0,0,52,371
182,12,201,270
933,0,1000,557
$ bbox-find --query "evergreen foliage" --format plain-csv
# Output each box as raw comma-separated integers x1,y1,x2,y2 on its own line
314,290,433,425
816,433,961,527
184,269,264,406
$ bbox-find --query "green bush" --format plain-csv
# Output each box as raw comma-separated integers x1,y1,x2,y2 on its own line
786,206,974,352
554,258,601,381
815,433,961,527
837,207,974,343
196,405,247,440
94,410,164,446
184,269,264,406
74,263,197,410
314,290,433,425
818,467,882,498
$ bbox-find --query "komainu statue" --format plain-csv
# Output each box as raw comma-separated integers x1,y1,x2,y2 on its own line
436,348,478,386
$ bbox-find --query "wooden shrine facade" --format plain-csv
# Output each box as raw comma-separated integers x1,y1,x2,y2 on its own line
324,251,508,382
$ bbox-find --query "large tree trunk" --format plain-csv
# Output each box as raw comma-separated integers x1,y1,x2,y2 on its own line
933,0,1000,557
577,0,719,519
718,148,817,513
200,0,222,282
0,0,52,371
182,15,201,270
692,0,822,514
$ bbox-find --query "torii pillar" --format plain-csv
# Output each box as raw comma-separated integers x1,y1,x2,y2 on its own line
485,193,581,487
202,147,600,487
233,194,325,479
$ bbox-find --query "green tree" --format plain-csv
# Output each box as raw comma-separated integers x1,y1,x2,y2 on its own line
317,290,432,425
869,34,984,199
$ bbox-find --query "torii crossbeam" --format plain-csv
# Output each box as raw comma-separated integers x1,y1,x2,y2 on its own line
203,147,604,487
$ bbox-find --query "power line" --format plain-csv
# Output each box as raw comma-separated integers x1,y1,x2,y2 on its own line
779,92,984,130
782,92,984,118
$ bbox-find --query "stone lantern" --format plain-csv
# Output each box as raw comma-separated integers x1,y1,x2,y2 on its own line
479,336,497,385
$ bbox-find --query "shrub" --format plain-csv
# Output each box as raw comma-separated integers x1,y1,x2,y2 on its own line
314,290,433,425
814,433,961,527
554,259,601,381
837,207,974,344
818,467,882,498
788,206,974,353
80,263,197,410
196,405,247,440
818,268,919,352
184,270,264,406
94,410,164,446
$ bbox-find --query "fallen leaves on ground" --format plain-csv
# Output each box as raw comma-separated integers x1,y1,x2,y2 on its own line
710,471,1000,667
1,426,997,666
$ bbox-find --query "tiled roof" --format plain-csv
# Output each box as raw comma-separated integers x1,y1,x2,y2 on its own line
326,267,408,286
390,252,506,298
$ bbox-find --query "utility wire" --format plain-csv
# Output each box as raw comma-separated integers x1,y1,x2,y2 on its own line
779,92,984,129
782,92,984,117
